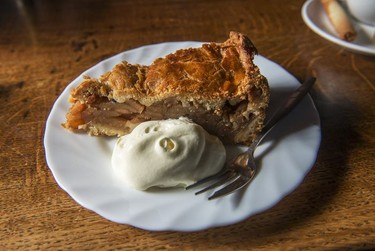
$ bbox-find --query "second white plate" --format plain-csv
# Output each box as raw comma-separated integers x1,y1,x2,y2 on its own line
302,0,375,56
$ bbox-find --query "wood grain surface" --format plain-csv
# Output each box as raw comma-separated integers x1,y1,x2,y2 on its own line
1,0,374,250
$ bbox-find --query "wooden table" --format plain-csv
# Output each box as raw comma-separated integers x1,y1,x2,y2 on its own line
1,0,374,249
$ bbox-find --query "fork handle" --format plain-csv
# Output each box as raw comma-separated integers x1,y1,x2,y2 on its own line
253,77,316,147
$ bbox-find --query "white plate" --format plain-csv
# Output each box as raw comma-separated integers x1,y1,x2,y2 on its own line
44,42,321,231
302,0,375,56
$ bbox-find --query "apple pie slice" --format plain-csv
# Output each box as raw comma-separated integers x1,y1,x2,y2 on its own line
63,32,269,145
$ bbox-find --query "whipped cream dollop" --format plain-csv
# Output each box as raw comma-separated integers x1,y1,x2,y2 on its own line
112,117,226,190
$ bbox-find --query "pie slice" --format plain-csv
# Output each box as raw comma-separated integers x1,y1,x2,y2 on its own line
62,32,270,145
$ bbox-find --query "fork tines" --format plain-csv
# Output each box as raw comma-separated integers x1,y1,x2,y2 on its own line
186,169,253,200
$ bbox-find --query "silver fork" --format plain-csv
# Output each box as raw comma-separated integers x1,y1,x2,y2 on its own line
186,77,316,200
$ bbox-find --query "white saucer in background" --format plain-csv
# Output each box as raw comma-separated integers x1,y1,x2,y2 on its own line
302,0,375,56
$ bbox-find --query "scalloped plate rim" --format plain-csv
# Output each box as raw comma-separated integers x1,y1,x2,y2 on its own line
44,41,321,231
